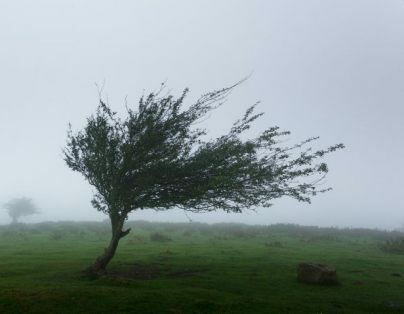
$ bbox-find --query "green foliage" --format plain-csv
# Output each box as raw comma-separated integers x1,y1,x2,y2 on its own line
64,82,344,219
2,197,38,224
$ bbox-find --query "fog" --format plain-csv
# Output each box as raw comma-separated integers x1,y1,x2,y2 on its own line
0,0,403,229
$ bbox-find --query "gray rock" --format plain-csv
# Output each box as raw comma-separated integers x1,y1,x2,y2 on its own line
297,263,338,284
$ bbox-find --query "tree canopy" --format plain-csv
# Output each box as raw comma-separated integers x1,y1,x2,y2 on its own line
63,82,344,273
3,197,38,224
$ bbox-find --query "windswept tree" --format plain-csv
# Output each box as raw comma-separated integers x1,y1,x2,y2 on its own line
64,82,344,274
3,197,39,224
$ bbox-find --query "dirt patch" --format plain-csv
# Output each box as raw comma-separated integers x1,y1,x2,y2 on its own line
107,263,162,280
106,263,208,280
168,268,207,278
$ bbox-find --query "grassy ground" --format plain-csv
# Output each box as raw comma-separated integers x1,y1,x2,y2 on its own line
0,221,403,313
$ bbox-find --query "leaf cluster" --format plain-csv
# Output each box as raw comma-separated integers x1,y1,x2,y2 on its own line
64,82,344,217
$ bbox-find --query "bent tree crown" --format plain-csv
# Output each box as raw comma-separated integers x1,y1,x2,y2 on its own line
63,81,344,273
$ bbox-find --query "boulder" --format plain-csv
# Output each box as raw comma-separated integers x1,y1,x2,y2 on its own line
297,263,337,284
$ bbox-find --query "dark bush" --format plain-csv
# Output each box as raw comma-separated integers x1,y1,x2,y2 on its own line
182,230,194,237
380,238,404,254
150,232,172,242
49,230,64,241
265,241,283,248
128,235,146,244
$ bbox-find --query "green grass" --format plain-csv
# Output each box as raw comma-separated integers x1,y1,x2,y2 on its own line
0,221,403,313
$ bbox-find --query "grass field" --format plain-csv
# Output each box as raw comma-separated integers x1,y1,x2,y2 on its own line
0,221,403,313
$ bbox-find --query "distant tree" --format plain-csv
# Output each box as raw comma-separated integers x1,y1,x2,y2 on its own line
64,81,344,275
3,197,39,224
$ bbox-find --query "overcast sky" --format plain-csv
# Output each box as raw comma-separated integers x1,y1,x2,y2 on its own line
0,0,403,229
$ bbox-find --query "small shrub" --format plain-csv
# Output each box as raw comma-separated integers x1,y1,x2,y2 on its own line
299,234,338,243
230,229,254,239
128,235,146,244
380,238,404,254
265,241,283,248
150,232,172,242
49,230,64,241
182,230,194,237
213,235,229,241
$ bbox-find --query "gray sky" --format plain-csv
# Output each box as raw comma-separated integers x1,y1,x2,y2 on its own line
0,0,403,229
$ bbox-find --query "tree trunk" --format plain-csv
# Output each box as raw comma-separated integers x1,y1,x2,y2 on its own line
85,214,131,276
